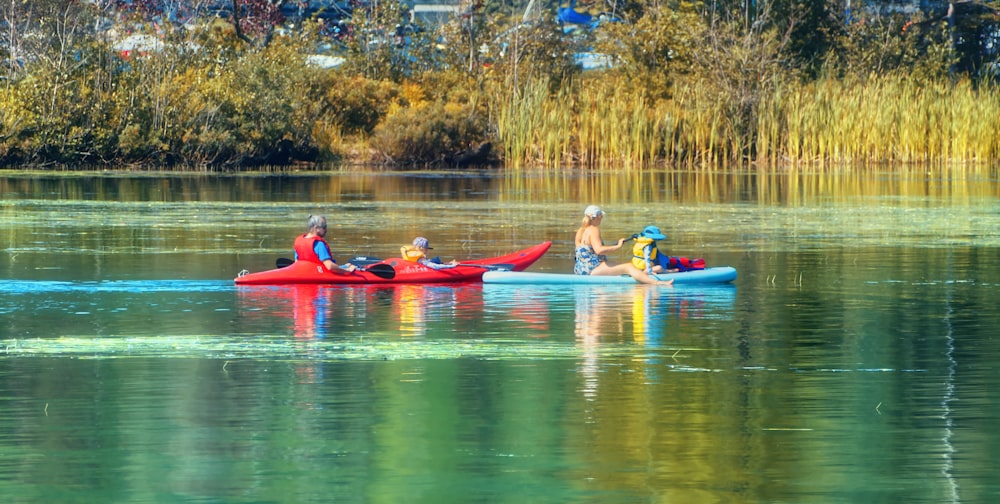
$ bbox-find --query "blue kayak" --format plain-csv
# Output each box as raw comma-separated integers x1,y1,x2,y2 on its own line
481,267,737,285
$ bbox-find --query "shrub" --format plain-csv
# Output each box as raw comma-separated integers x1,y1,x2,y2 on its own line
322,76,401,135
370,99,488,165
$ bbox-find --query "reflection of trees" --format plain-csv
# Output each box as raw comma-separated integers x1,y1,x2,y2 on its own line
4,162,995,212
499,166,1000,207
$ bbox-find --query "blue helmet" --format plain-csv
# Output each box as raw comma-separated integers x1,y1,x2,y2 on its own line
640,225,666,240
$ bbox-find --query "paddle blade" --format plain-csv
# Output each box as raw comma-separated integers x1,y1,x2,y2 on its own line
487,264,516,271
349,255,384,267
276,258,294,268
366,264,396,279
458,263,515,271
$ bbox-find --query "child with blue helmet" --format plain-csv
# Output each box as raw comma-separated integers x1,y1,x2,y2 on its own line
631,225,672,274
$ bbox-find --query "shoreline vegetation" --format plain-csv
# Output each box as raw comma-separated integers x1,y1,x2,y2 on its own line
1,1,998,171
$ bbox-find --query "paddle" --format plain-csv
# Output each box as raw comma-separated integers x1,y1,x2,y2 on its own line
457,263,515,271
365,263,396,279
277,255,383,269
273,258,395,279
349,255,384,267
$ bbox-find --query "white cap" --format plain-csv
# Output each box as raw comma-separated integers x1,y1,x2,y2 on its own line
584,205,605,218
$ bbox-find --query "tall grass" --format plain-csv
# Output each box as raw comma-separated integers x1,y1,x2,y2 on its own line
491,72,1000,170
765,75,1000,165
491,77,563,168
577,84,660,168
493,78,697,169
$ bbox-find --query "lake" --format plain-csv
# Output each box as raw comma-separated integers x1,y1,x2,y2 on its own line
2,167,999,503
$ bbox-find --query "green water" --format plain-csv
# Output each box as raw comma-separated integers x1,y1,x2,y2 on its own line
2,169,999,503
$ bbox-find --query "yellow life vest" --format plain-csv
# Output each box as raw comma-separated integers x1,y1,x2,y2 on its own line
631,237,660,270
400,244,425,262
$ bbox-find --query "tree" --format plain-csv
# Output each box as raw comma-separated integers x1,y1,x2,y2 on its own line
946,0,1000,79
110,0,291,47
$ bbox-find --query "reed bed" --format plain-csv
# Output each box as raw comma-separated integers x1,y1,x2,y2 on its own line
492,73,1000,170
771,76,1000,165
493,79,572,169
576,85,660,169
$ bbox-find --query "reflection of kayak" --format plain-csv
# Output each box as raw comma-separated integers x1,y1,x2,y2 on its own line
235,242,552,285
481,266,737,285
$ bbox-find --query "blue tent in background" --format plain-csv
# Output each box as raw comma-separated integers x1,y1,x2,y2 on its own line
557,0,619,30
552,0,622,69
557,0,600,28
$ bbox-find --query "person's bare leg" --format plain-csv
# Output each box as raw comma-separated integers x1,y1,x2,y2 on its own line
593,262,673,286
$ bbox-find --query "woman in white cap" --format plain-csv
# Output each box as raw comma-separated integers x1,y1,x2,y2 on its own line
574,205,672,286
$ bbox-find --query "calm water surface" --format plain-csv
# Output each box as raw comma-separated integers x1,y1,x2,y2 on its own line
2,169,999,503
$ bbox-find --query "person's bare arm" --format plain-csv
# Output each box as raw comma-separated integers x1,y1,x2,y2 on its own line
586,229,624,255
324,259,356,275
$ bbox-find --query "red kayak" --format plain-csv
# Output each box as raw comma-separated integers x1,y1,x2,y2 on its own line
235,241,552,285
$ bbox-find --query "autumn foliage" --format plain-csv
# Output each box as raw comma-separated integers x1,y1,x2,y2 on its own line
1,1,998,169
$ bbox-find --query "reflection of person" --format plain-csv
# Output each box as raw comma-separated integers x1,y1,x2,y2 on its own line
631,225,673,274
401,236,458,270
632,288,664,346
573,205,672,286
294,215,356,275
291,284,329,340
395,284,427,337
574,287,604,401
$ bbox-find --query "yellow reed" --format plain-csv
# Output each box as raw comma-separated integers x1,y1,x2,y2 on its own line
491,70,1000,169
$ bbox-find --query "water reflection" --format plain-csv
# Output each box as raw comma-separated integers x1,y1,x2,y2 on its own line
5,170,1000,502
4,168,997,209
236,284,380,340
573,288,604,401
392,284,466,338
941,262,960,502
1,279,235,339
235,284,331,339
482,282,739,402
497,165,1000,206
561,285,738,401
236,283,476,341
482,283,737,332
230,283,738,361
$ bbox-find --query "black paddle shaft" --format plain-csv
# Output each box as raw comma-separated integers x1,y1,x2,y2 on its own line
276,256,383,269
274,257,395,279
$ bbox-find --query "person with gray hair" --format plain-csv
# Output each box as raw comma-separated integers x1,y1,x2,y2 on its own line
293,215,356,275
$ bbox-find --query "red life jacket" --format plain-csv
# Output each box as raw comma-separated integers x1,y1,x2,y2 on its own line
667,256,706,271
293,234,330,264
